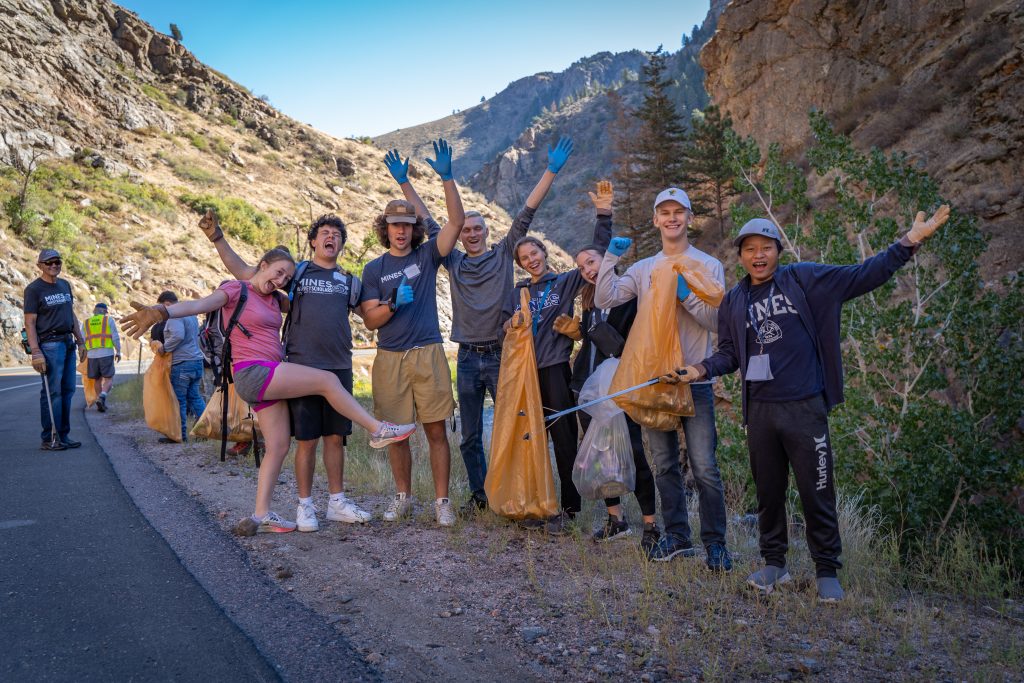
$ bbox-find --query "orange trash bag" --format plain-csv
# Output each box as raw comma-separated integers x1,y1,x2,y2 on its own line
76,359,98,408
191,384,257,443
143,342,181,442
610,255,722,429
484,288,558,520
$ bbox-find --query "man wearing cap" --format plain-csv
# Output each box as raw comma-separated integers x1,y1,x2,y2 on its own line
151,290,207,443
81,302,121,412
382,137,573,513
675,207,950,602
595,188,732,569
361,138,465,527
23,248,87,450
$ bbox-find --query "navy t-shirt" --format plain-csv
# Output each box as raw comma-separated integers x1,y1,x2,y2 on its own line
360,240,444,352
744,280,823,401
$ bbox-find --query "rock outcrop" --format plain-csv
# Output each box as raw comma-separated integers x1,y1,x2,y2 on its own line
701,0,1023,276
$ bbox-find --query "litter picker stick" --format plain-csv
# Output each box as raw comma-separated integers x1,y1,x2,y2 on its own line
543,369,688,423
42,373,59,447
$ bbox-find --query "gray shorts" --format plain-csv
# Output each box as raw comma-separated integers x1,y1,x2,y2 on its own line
87,356,115,379
232,362,278,410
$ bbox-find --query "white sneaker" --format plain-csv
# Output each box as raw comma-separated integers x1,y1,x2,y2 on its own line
296,500,319,533
434,497,455,527
369,422,416,449
327,495,372,524
383,492,413,521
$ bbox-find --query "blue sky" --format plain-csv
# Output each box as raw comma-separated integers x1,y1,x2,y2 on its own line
117,0,711,138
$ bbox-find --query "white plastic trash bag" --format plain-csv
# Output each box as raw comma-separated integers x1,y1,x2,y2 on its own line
572,359,636,500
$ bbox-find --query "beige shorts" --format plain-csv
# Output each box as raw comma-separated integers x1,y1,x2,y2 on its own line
372,343,454,425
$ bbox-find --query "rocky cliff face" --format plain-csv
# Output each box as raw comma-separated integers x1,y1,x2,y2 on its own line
701,0,1023,276
0,0,526,366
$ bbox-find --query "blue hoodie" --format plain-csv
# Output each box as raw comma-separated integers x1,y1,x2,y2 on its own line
701,239,917,424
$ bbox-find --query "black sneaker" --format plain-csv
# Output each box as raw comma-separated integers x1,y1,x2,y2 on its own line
59,438,81,449
41,440,67,451
592,515,632,543
517,518,545,530
546,511,576,536
705,542,733,572
646,535,696,562
640,522,661,555
460,492,488,515
96,396,106,412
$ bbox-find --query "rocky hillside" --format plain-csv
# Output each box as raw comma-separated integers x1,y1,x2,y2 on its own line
0,0,559,366
700,0,1023,277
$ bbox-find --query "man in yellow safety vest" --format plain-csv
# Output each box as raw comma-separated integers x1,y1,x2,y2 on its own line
82,302,121,412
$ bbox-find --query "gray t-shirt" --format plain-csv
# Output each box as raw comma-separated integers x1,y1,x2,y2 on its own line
441,207,536,343
163,316,204,365
360,239,444,352
285,262,358,370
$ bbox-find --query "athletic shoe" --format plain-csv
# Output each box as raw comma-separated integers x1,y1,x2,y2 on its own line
646,535,696,562
382,492,413,522
227,441,252,457
40,440,66,451
60,438,82,449
434,498,456,527
705,542,733,572
816,576,845,603
234,511,297,536
546,510,576,536
747,565,792,594
640,522,661,555
327,495,372,524
460,492,488,515
592,515,632,543
296,501,319,533
517,518,545,530
96,395,107,412
369,422,416,449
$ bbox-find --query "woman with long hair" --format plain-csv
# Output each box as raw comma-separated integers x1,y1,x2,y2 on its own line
121,246,415,535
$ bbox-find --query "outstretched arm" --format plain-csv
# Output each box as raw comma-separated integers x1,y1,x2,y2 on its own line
384,149,431,220
120,290,229,339
197,209,258,280
423,138,465,257
594,238,639,308
525,136,573,211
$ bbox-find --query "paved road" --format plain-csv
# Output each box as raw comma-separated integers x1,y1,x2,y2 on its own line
0,368,279,681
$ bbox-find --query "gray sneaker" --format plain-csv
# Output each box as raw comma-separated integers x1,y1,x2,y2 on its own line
746,565,792,594
816,576,845,603
233,511,297,536
369,422,415,449
383,492,414,521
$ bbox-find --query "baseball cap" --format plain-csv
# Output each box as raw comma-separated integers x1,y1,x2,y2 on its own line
383,200,417,224
653,187,692,211
94,302,108,310
37,248,61,263
733,218,782,247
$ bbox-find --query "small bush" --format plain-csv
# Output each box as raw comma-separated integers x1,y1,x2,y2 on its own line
45,202,81,247
185,131,209,152
179,193,282,249
140,83,171,109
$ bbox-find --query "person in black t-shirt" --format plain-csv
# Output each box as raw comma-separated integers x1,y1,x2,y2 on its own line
23,248,86,450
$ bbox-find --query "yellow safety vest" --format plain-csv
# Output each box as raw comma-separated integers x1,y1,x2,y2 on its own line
84,315,115,351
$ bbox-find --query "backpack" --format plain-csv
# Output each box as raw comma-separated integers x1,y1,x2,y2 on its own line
213,282,262,466
281,260,361,348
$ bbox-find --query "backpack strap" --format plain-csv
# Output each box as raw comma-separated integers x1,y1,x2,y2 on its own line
348,273,361,309
220,283,250,462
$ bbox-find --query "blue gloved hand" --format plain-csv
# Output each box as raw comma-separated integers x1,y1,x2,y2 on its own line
676,274,691,303
426,138,454,181
393,275,414,309
607,236,632,257
384,149,409,185
547,136,573,173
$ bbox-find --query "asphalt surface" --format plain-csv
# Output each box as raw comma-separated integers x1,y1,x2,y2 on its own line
0,366,377,681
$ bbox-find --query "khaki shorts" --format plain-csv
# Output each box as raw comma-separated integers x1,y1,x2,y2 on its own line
372,343,454,425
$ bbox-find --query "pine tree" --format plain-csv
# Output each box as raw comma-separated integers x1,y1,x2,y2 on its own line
169,23,182,42
684,104,739,237
635,46,688,192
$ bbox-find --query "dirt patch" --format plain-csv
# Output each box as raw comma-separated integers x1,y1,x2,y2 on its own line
91,399,1023,682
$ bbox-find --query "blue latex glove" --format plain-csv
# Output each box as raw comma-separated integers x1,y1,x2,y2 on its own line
676,274,691,303
425,138,454,181
393,275,414,309
607,236,632,257
547,136,573,173
383,149,409,184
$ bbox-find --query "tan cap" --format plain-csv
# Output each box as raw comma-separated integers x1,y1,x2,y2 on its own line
384,199,417,224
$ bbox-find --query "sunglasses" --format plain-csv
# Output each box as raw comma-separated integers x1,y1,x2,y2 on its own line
42,260,63,267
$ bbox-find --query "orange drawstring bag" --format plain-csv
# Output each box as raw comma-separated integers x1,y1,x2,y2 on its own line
485,288,559,520
77,359,98,408
143,342,182,442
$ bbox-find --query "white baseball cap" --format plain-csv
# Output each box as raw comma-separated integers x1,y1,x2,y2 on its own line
653,187,691,211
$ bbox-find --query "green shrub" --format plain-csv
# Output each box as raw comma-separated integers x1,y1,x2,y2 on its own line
179,193,282,249
45,202,81,247
140,83,171,109
184,131,208,152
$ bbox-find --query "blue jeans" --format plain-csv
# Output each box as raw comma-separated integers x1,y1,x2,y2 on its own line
170,360,206,441
642,383,728,546
456,345,500,496
39,337,76,442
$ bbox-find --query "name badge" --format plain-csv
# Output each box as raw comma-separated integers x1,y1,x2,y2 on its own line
746,354,774,382
403,264,421,280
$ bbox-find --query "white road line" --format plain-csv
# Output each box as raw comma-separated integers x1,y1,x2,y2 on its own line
0,382,38,393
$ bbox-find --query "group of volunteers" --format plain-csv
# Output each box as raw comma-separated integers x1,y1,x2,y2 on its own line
25,130,950,603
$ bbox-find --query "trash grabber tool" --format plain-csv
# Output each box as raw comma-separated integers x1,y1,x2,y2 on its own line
42,372,59,448
543,368,688,423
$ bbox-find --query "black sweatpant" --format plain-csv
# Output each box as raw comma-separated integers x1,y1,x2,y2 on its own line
747,394,842,577
579,411,657,517
538,363,581,515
